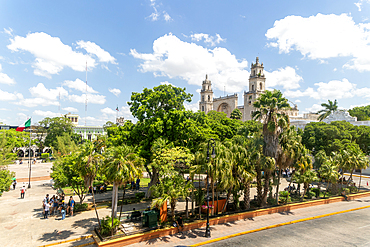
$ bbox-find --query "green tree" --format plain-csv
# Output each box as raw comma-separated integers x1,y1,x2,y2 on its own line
318,157,339,198
348,105,370,121
103,145,143,224
128,84,192,122
230,108,242,120
39,117,77,149
151,174,192,222
317,99,338,121
252,89,290,206
0,131,16,196
51,152,86,203
77,142,104,229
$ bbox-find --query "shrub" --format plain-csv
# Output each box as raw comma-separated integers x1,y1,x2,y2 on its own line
100,216,120,237
279,191,291,204
347,186,358,193
74,203,88,212
41,153,49,159
267,197,277,205
306,190,316,199
135,192,145,200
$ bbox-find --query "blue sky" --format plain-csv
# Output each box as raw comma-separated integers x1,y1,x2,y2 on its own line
1,0,370,126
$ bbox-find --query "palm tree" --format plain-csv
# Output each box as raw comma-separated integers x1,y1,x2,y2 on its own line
247,136,265,206
103,145,143,224
151,175,192,222
319,157,339,198
77,142,104,230
252,89,290,206
317,99,338,121
276,126,302,203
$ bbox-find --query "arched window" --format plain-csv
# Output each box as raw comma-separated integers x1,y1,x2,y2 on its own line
202,95,204,102
253,70,256,76
202,106,204,111
252,85,254,91
260,83,262,90
208,95,210,101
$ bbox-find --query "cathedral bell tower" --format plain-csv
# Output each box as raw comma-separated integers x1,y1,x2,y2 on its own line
243,57,266,121
199,74,213,114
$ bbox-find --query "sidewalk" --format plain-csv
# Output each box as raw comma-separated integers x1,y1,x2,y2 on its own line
128,195,370,247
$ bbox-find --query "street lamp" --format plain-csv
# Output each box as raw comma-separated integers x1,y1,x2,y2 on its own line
205,138,216,238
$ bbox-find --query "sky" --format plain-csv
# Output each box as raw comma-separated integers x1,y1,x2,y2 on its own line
1,0,370,126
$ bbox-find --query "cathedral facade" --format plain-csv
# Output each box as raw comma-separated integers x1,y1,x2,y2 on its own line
199,57,299,121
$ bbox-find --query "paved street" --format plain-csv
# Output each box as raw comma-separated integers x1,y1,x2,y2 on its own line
207,207,370,247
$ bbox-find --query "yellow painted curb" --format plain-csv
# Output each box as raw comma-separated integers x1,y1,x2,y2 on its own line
190,204,370,246
343,173,370,178
38,235,92,247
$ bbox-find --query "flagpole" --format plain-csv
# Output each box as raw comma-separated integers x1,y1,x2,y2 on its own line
28,120,32,188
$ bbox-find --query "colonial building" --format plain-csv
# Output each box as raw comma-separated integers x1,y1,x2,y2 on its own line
199,57,299,121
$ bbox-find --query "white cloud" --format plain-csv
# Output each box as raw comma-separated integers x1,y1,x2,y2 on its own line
7,32,97,78
29,83,68,101
304,104,324,113
190,33,226,46
265,66,302,90
184,101,200,112
0,64,16,85
62,107,78,112
33,110,60,118
120,105,135,122
76,41,116,64
355,0,370,11
147,7,160,21
0,108,10,111
3,28,13,36
163,11,172,22
63,79,98,93
108,88,121,97
69,94,106,104
284,78,370,100
14,98,59,108
0,89,23,101
295,99,301,103
130,33,249,93
266,13,370,72
101,107,117,115
160,81,173,86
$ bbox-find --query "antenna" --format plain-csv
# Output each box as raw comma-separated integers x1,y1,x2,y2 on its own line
85,61,87,126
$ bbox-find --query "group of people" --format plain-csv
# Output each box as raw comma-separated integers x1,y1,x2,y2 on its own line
131,178,141,190
88,184,107,194
42,194,75,219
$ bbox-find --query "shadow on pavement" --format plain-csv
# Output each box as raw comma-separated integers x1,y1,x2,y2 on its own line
33,208,44,218
38,229,75,243
71,217,97,230
278,211,294,215
221,221,237,227
144,236,171,245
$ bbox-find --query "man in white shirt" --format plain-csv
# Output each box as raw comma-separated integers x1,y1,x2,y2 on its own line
44,202,50,219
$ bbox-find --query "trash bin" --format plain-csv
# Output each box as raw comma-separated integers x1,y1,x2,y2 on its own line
142,210,158,228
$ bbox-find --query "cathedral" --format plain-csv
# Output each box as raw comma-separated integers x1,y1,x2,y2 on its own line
199,57,299,121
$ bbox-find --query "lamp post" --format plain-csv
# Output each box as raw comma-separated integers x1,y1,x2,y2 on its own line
205,138,216,238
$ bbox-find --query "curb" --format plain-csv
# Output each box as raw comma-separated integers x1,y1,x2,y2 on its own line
190,204,370,246
38,234,92,247
343,173,370,178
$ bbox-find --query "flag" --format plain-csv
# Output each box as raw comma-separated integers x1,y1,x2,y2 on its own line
116,107,119,111
16,118,31,132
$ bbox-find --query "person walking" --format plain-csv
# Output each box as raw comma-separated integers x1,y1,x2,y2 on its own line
136,178,140,190
68,196,75,216
12,180,17,190
20,186,26,199
44,202,50,219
